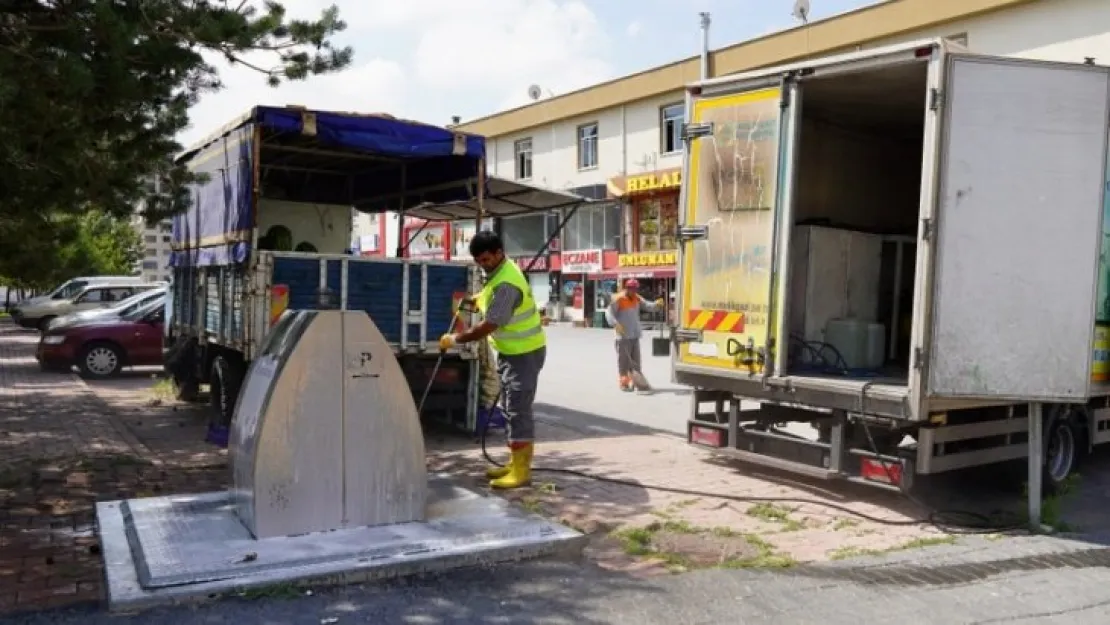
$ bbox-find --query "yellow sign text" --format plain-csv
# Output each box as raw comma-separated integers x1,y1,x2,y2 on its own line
619,251,677,267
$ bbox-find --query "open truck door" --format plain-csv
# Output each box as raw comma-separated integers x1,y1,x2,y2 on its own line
675,80,800,379
924,55,1110,403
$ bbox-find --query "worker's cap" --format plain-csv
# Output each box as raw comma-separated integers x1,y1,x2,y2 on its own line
624,279,640,289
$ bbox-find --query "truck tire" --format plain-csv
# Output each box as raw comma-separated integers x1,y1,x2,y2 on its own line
165,337,202,402
1042,408,1084,496
209,355,243,428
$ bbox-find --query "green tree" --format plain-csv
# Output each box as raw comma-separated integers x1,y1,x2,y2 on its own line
0,211,143,290
0,0,352,227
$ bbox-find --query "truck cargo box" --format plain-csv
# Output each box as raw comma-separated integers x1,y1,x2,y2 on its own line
673,38,1110,422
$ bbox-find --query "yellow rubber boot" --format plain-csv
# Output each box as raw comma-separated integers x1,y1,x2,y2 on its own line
490,442,533,489
486,448,512,479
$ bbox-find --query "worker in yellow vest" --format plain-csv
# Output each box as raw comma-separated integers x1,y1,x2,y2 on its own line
439,231,546,489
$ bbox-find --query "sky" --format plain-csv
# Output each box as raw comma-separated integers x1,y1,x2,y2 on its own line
179,0,875,148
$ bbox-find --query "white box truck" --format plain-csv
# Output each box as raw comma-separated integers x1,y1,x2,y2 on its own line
675,38,1110,494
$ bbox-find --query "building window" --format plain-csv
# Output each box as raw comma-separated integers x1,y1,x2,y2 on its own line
577,122,598,170
145,235,157,244
142,260,159,270
947,32,968,47
502,213,548,256
661,103,684,154
563,202,621,251
514,138,533,180
162,235,171,243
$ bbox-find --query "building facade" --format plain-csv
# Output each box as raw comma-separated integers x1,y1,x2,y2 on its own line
133,215,173,283
457,0,1110,324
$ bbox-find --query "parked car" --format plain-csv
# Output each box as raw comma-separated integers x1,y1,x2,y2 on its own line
12,275,148,310
47,287,166,331
14,281,164,331
37,299,166,377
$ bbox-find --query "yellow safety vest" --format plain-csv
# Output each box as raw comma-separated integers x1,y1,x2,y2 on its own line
476,258,546,355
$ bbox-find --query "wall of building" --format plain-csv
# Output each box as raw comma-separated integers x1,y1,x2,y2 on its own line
483,0,1110,197
866,0,1109,63
135,217,174,282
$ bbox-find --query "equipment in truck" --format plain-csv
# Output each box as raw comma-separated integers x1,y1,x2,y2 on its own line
97,309,583,612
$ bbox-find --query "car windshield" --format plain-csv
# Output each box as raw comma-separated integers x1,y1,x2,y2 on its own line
122,300,163,322
114,289,165,315
51,281,87,300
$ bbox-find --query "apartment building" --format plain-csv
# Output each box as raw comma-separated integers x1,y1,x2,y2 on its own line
132,214,174,283
456,0,1110,322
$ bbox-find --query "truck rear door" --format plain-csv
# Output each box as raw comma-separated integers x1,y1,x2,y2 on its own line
925,55,1110,402
676,81,797,375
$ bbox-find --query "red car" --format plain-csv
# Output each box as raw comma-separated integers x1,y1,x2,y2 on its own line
36,300,165,378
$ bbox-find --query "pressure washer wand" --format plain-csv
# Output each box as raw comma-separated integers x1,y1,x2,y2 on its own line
417,298,474,414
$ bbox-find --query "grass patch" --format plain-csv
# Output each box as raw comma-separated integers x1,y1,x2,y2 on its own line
613,520,796,571
150,377,178,401
828,534,957,561
1022,473,1082,532
832,518,860,531
234,583,303,600
746,502,805,532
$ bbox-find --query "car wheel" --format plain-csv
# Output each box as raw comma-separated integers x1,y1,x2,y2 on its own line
37,316,56,332
209,355,243,428
78,342,124,379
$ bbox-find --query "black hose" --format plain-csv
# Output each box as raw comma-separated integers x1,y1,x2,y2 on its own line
478,413,1025,534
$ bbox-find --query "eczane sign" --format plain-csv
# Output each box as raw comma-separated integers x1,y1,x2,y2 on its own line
560,249,602,273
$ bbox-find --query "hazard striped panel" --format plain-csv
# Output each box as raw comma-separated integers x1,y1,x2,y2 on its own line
685,309,745,333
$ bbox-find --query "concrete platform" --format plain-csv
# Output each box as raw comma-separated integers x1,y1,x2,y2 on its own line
97,476,586,612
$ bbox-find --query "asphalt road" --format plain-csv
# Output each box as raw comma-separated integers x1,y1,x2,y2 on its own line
534,325,812,439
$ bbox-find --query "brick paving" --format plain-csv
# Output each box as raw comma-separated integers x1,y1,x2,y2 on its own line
0,322,226,615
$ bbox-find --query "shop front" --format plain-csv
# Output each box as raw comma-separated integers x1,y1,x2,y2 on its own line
550,248,628,326
607,168,681,323
552,249,602,325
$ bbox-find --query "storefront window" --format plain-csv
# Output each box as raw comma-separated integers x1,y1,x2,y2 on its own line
636,195,679,252
564,202,621,251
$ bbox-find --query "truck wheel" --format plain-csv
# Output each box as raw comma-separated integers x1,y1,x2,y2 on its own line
1043,410,1082,496
174,374,200,402
209,355,243,428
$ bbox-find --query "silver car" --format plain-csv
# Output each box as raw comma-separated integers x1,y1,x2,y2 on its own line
15,282,164,331
47,287,167,331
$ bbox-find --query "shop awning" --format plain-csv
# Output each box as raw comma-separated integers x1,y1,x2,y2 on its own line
403,176,594,221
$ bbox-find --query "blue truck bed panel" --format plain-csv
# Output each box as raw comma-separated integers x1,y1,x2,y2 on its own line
170,255,475,356
269,256,471,346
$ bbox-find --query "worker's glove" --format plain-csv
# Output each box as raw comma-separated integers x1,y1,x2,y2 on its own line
614,323,625,337
438,334,458,351
655,298,665,308
456,297,475,313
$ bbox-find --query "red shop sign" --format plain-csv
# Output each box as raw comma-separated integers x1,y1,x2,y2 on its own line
514,255,548,272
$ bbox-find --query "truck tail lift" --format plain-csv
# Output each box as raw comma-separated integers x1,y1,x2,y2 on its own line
99,107,590,612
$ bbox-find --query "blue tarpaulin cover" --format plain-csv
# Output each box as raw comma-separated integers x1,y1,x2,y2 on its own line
171,106,485,267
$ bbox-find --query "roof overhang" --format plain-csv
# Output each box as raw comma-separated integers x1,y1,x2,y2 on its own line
403,176,594,221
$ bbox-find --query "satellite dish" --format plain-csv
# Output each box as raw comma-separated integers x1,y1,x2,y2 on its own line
527,85,543,101
792,0,810,23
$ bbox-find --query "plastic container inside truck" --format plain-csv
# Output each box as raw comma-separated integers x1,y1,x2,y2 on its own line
786,60,929,384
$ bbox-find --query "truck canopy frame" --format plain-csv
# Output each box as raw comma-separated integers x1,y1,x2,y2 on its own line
171,106,486,267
